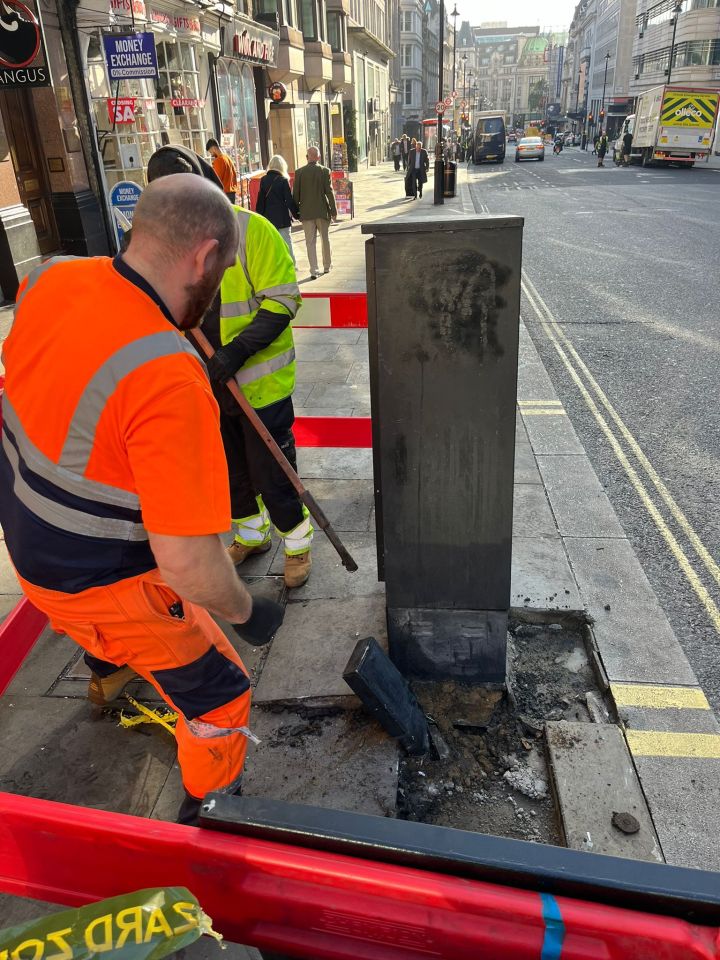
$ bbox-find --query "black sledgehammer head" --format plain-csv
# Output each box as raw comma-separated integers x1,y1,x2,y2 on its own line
343,636,429,755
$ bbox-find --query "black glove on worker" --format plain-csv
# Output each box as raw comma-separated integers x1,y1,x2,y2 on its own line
232,597,285,647
206,340,247,386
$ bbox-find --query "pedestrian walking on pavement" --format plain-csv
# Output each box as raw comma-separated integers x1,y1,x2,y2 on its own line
206,137,238,203
147,146,312,593
391,138,401,171
622,130,633,166
293,146,337,280
597,133,608,167
592,136,599,156
255,154,300,265
0,175,286,826
400,134,410,170
406,140,429,199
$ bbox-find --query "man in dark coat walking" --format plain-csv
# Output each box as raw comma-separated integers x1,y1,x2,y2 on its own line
405,141,430,199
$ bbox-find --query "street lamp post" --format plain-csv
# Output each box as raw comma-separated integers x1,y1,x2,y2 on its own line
666,2,683,84
434,0,445,204
600,51,610,134
451,4,459,95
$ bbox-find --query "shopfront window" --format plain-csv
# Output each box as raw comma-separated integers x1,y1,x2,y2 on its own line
86,30,213,187
216,58,263,178
306,103,322,152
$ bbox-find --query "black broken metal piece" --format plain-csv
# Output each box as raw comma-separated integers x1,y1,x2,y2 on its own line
343,636,430,756
200,794,720,926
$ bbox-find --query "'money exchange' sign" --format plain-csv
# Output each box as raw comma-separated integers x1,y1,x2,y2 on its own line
103,31,158,82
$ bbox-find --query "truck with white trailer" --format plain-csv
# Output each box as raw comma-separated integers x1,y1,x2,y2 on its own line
613,84,719,167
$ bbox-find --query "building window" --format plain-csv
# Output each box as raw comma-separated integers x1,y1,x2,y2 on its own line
298,0,325,40
86,32,211,187
402,44,412,67
328,11,346,51
401,10,413,31
216,59,262,177
404,78,413,104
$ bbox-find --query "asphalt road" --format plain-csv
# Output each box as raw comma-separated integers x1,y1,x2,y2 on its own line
468,144,720,712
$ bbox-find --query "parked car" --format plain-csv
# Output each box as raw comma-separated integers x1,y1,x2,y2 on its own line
563,132,574,145
515,136,545,161
508,132,517,143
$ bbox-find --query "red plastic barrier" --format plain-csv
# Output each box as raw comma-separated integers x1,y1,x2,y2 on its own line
297,292,367,328
0,598,47,696
0,792,718,960
294,416,371,448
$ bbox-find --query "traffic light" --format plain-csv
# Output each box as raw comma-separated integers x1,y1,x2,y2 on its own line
599,108,605,120
588,112,594,123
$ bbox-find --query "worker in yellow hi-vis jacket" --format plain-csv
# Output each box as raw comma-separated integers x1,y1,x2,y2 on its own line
147,146,312,589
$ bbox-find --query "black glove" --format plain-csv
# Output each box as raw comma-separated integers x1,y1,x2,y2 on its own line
205,340,248,385
232,597,285,647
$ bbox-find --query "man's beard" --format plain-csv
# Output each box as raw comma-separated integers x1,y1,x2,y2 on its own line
177,270,223,331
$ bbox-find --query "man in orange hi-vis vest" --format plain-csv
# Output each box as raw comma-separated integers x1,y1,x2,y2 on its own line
0,175,284,824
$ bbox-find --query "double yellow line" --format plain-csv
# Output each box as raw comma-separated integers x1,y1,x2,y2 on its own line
521,270,720,638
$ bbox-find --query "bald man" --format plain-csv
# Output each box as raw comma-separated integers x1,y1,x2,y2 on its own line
0,175,284,824
292,146,337,280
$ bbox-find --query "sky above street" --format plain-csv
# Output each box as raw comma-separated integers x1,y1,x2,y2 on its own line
456,0,576,31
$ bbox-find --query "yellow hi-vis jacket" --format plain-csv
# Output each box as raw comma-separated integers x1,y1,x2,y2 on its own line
220,206,301,409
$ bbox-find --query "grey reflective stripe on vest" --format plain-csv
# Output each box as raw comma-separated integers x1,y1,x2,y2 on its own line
235,209,252,282
59,331,198,472
3,428,148,541
234,346,296,388
1,395,140,511
15,256,80,315
220,297,260,318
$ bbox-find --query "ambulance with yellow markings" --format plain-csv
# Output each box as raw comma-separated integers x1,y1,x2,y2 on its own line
614,84,719,167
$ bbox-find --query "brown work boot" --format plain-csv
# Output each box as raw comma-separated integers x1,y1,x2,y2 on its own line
284,551,312,589
87,665,139,713
227,539,272,567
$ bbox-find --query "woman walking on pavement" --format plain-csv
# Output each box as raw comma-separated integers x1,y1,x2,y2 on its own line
255,155,300,264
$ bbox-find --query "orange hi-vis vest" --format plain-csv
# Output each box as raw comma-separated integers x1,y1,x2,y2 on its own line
0,256,230,594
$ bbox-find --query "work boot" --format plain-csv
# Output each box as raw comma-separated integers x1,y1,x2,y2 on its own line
176,792,203,826
87,664,139,713
227,539,272,567
284,551,312,589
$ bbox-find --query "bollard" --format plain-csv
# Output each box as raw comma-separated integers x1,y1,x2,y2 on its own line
362,216,523,684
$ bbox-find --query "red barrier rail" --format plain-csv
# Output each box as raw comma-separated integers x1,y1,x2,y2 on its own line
294,416,371,448
296,292,367,328
0,598,47,696
0,792,718,959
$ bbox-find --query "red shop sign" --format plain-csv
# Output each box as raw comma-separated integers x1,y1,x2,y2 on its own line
107,97,136,123
170,97,204,108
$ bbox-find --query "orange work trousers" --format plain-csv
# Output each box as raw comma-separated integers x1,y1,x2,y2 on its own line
18,569,252,801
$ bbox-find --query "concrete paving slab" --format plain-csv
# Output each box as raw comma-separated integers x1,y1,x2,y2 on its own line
536,455,626,539
348,361,370,382
298,447,374,479
513,484,559,539
6,626,76,697
335,343,370,362
617,704,720,734
241,707,398,817
294,478,374,532
306,380,371,408
293,406,355,417
511,537,582,611
564,538,697,686
0,696,175,815
0,593,21,626
351,405,372,417
630,754,720,870
292,328,363,344
253,595,387,704
517,357,557,401
294,343,340,362
295,360,354,383
514,442,542,484
522,409,585,456
0,552,21,594
269,532,382,600
546,721,663,862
